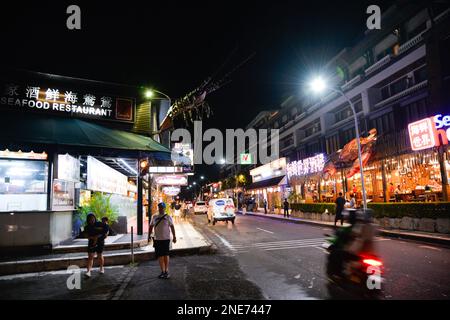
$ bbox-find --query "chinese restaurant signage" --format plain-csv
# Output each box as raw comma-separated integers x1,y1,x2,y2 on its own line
1,82,135,123
287,154,325,180
408,114,450,151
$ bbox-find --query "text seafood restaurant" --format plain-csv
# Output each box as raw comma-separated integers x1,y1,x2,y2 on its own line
0,68,190,253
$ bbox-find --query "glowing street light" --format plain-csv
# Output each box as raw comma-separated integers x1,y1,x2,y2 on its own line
200,176,205,180
308,76,368,211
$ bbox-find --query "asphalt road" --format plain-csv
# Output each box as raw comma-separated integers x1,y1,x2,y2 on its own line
1,213,449,300
190,212,450,300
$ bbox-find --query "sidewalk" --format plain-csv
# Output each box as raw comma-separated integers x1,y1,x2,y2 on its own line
238,210,450,246
0,221,214,276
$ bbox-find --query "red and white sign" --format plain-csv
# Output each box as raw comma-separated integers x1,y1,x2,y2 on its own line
408,114,449,151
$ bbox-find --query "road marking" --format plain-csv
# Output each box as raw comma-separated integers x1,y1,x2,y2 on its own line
314,247,330,254
418,245,442,251
111,266,138,300
264,243,327,251
231,238,326,249
256,227,274,234
209,229,236,251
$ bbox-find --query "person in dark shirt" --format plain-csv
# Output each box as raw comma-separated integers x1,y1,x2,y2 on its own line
335,192,346,226
283,198,290,218
85,213,109,277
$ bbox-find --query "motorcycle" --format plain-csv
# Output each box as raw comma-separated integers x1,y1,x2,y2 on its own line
323,232,384,299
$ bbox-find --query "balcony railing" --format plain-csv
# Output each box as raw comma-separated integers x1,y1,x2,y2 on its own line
373,80,428,109
397,31,425,56
341,74,362,91
365,54,391,76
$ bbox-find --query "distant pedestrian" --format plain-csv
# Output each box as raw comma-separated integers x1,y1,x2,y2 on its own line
85,213,109,277
149,202,177,279
335,192,346,226
283,198,290,218
263,199,267,214
173,201,182,223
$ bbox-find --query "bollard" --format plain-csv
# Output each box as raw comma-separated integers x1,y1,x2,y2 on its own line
131,226,134,264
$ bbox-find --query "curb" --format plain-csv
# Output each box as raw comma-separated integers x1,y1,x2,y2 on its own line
237,211,450,246
52,238,149,254
0,244,214,276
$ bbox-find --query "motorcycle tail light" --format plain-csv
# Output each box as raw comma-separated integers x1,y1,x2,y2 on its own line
362,258,383,268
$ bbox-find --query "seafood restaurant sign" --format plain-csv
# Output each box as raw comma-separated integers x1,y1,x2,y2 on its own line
1,82,135,123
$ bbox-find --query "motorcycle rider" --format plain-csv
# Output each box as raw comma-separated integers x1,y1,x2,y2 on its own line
328,208,377,278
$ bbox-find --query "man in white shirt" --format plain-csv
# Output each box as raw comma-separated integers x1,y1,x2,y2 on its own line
149,202,177,279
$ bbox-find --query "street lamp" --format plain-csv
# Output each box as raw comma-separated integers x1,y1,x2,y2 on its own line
309,76,368,211
200,176,205,180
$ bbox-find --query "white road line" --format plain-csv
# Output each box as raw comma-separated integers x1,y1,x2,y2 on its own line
314,247,330,254
209,229,236,251
264,243,326,251
231,238,326,249
419,245,442,251
256,227,274,234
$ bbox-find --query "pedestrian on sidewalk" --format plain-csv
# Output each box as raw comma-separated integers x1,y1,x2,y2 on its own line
85,213,109,277
283,198,290,218
263,199,267,214
149,202,177,279
335,192,346,226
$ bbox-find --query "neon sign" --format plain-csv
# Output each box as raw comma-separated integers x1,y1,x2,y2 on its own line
287,154,325,179
408,114,450,151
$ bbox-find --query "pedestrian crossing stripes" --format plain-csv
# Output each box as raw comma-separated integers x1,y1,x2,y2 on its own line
229,238,326,252
227,237,390,253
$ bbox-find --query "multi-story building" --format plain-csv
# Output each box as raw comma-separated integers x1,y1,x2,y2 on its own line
248,1,450,206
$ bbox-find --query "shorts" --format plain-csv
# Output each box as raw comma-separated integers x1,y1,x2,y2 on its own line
88,240,105,254
154,240,170,257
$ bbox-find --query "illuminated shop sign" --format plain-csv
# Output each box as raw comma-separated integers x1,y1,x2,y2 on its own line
0,149,47,160
1,82,135,123
287,154,325,180
162,186,181,196
86,156,128,195
408,114,450,151
155,174,188,186
250,158,286,182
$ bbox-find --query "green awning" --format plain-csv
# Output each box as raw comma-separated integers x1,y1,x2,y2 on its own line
0,112,171,156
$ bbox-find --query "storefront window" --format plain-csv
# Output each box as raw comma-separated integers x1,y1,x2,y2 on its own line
52,179,75,211
0,159,48,211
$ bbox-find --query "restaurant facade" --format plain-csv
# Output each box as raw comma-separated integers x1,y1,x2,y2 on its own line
0,68,176,252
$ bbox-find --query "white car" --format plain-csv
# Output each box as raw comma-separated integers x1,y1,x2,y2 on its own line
207,198,236,225
193,201,208,214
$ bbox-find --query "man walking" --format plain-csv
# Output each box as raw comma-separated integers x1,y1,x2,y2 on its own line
283,198,290,218
335,192,346,226
263,198,267,214
149,202,177,279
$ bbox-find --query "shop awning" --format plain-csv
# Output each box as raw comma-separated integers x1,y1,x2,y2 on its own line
0,112,171,158
247,176,286,190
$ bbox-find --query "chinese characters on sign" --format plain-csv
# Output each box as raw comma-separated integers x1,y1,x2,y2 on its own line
1,83,135,123
287,154,325,180
408,114,450,151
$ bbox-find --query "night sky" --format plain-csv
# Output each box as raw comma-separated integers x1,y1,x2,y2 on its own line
1,0,395,182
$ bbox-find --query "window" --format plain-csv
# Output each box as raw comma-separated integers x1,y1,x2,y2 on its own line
282,115,288,124
307,142,321,155
414,66,427,83
280,134,294,149
0,159,49,212
334,100,363,123
370,112,395,134
404,99,428,124
304,119,321,137
326,134,340,154
341,127,355,146
390,77,408,95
